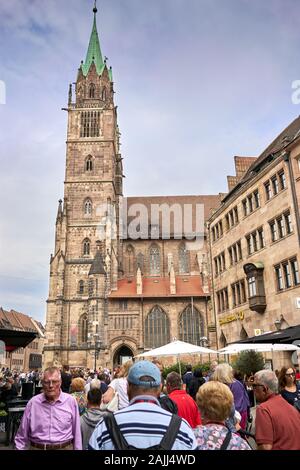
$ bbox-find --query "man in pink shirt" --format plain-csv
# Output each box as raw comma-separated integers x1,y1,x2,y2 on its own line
15,366,82,450
166,372,201,429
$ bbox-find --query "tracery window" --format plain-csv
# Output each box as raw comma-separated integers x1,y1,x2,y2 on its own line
79,314,88,344
144,306,170,349
86,156,93,172
89,83,95,98
84,199,92,215
179,305,204,345
179,242,189,274
83,239,91,256
150,244,160,276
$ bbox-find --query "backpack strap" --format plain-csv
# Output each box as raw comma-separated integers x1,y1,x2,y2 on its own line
220,429,232,450
159,414,182,450
104,413,130,450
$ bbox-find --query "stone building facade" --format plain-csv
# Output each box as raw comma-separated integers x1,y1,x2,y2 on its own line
43,7,221,369
0,307,45,371
208,116,300,364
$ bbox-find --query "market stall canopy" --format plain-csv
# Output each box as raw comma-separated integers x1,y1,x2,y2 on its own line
0,328,37,353
219,342,300,354
136,340,218,358
238,325,300,344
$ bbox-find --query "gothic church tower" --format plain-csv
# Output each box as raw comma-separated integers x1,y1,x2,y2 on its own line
44,4,123,368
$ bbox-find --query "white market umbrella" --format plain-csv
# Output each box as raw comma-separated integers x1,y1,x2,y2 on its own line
219,342,300,368
219,343,300,354
136,340,218,376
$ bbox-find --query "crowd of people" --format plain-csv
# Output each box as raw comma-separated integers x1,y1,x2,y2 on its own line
0,360,299,450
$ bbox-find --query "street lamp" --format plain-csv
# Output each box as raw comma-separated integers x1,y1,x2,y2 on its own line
88,333,101,371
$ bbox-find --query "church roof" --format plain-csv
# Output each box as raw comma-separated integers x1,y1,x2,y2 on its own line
81,6,106,77
109,276,207,298
89,250,106,275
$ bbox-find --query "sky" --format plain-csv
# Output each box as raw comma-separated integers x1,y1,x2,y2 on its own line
1,0,300,323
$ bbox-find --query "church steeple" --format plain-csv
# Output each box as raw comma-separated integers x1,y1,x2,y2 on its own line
81,1,105,77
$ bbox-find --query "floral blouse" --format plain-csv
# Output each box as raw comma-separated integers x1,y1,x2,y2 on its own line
194,423,251,450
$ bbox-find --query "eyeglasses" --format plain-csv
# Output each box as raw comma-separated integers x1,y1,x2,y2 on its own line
42,380,60,387
252,383,265,389
285,373,295,377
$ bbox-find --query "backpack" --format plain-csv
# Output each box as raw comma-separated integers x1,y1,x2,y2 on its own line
104,412,182,450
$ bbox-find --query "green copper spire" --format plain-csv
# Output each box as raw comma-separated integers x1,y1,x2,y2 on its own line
81,2,105,76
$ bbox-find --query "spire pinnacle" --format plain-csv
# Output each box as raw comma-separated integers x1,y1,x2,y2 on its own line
81,1,104,76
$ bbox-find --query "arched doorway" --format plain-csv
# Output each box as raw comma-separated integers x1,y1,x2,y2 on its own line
113,345,134,366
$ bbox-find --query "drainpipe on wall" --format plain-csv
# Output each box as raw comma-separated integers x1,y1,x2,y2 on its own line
283,151,300,246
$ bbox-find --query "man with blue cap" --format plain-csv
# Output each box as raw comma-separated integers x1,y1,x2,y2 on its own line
88,360,197,450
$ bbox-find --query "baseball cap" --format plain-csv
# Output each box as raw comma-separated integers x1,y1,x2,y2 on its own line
127,361,161,388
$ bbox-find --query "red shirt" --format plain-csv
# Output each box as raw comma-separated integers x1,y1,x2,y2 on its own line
169,389,201,429
255,394,300,450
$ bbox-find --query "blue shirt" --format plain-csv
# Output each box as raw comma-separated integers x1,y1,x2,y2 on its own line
88,395,197,450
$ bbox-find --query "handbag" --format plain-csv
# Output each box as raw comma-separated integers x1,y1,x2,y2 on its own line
100,391,119,412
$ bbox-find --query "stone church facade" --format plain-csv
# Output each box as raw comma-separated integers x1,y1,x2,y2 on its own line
44,6,221,369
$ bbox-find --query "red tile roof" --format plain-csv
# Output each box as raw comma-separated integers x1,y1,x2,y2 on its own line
109,276,206,298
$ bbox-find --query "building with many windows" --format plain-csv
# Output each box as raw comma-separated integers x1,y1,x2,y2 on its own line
43,6,222,369
208,117,300,353
0,307,45,371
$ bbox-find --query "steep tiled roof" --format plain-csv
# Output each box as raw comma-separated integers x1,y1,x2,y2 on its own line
126,195,222,239
223,116,300,203
109,276,206,298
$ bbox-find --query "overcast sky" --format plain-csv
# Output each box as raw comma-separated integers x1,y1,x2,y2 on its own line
1,0,300,323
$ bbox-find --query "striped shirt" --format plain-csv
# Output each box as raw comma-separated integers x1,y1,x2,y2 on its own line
88,395,197,450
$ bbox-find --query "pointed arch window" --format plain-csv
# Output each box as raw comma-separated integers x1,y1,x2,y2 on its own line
150,244,160,276
83,239,91,256
179,305,204,345
89,83,95,99
179,242,189,274
78,280,85,295
86,156,93,172
79,314,88,344
144,306,170,349
240,326,248,341
219,330,227,349
102,87,107,101
84,199,92,215
126,245,135,276
137,252,144,273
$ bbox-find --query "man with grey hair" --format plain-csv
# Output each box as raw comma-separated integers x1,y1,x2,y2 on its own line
253,369,300,450
15,366,82,450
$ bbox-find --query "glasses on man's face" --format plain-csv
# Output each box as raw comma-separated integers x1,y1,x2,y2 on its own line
252,383,265,389
42,380,60,387
285,373,295,377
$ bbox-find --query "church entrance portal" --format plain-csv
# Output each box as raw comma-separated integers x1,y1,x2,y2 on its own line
113,346,134,366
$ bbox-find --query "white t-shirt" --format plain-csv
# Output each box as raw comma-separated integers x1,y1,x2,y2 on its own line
109,377,129,409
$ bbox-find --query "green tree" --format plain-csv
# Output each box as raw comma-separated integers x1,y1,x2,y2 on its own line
232,350,265,377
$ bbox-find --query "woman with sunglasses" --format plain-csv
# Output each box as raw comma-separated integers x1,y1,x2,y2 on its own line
278,367,300,406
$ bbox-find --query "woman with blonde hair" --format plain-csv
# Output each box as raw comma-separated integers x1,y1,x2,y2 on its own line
211,363,250,430
194,381,251,450
70,377,87,416
101,360,133,410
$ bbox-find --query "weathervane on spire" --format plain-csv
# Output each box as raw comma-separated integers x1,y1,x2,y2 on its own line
93,0,98,14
